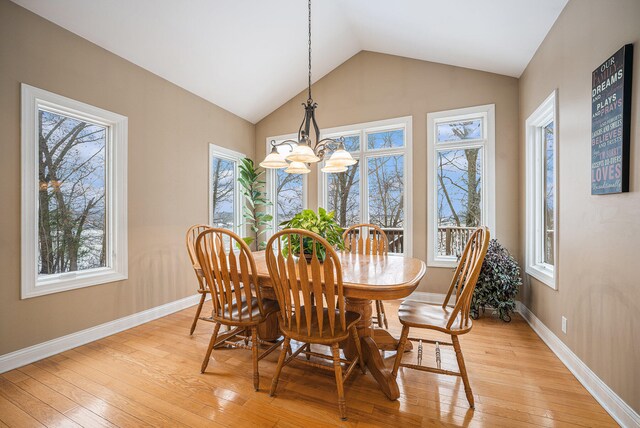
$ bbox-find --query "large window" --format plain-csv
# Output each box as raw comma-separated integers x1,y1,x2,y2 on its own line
525,91,557,289
209,144,244,233
319,117,413,254
21,84,128,299
265,136,307,231
427,105,495,267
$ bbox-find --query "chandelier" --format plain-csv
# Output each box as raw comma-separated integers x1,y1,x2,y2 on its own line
259,0,357,174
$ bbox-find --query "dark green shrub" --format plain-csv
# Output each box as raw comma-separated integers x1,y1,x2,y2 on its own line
471,239,521,322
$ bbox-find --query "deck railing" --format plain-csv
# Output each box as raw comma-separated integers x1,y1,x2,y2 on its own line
437,226,477,257
380,228,404,253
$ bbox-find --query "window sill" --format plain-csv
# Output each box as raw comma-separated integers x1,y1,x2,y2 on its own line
526,264,556,290
22,269,127,299
427,258,458,268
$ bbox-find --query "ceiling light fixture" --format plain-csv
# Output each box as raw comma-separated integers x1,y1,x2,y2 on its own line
259,0,356,174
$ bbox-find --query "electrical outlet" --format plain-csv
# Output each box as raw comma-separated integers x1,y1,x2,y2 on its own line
561,316,567,334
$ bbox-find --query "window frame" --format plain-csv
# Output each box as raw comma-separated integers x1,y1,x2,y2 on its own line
21,84,128,299
426,104,496,267
208,143,245,235
525,90,558,289
318,116,413,256
264,133,308,235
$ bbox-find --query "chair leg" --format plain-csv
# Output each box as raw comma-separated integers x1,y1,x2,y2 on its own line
379,301,389,329
201,322,221,373
391,324,410,378
270,337,290,397
190,292,207,335
331,343,347,421
349,326,366,374
251,326,259,391
375,300,383,328
452,335,474,409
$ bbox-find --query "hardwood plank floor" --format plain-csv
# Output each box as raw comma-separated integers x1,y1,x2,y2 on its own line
0,301,616,427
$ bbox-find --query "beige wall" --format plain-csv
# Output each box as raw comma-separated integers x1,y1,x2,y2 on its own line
256,51,520,294
0,0,255,355
519,0,640,412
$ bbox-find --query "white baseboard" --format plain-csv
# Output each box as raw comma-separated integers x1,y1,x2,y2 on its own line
517,302,639,428
0,293,205,374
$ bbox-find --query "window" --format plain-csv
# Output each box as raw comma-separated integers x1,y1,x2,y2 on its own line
427,105,495,267
525,91,557,288
209,144,244,233
319,117,413,255
265,135,307,231
21,84,127,299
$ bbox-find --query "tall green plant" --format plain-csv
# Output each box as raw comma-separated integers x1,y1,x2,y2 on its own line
238,158,272,250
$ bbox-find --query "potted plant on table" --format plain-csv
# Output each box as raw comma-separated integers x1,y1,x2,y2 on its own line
279,208,345,261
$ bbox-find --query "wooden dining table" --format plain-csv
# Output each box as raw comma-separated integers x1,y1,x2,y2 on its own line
251,250,426,400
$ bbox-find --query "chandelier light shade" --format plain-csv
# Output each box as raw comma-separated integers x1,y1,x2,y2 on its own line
284,161,311,174
259,147,289,169
286,142,320,163
258,0,358,175
326,147,357,167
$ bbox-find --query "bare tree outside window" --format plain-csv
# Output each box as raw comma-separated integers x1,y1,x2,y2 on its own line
276,169,303,226
436,121,483,257
326,135,360,227
210,157,235,229
543,121,555,265
38,109,106,275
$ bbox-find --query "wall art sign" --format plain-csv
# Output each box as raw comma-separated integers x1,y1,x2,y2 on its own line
591,44,633,194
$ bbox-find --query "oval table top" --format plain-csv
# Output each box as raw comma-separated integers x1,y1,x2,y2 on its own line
251,251,427,300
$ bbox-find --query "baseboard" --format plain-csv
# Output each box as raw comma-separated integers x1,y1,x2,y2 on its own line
0,293,206,374
516,302,639,428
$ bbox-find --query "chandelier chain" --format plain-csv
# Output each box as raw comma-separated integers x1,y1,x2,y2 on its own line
308,0,312,102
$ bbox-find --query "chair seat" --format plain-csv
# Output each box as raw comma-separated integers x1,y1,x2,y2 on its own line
398,300,471,334
213,296,279,326
280,307,361,343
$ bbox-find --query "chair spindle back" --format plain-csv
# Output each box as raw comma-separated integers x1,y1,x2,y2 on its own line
342,223,388,255
265,229,346,337
186,224,213,291
195,228,264,323
442,227,490,330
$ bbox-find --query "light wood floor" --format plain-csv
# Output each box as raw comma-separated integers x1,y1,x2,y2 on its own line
0,301,616,427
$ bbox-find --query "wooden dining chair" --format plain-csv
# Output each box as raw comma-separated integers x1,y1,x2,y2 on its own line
186,224,215,335
195,228,280,391
266,229,366,421
391,227,490,408
342,223,390,329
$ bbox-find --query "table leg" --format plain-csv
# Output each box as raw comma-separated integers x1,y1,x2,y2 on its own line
343,297,401,400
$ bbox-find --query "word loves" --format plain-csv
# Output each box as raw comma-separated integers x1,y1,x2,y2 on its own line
591,44,633,194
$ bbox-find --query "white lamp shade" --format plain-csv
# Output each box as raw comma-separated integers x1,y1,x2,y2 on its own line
320,162,347,174
284,161,311,174
286,143,320,163
327,148,357,167
259,150,289,169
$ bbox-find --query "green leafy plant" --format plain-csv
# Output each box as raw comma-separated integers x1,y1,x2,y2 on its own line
238,158,272,250
471,239,522,322
279,208,345,261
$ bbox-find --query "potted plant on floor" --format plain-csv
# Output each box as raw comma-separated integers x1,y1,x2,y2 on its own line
279,208,345,261
471,239,522,322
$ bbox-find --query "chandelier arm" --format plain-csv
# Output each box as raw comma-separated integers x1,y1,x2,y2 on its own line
270,139,297,151
314,137,344,159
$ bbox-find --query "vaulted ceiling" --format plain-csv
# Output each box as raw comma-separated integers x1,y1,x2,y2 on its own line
12,0,568,123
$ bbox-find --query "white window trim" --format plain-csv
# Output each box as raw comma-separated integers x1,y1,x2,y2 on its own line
208,143,245,235
525,90,558,289
264,133,308,235
426,104,496,267
21,84,128,299
318,116,413,256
